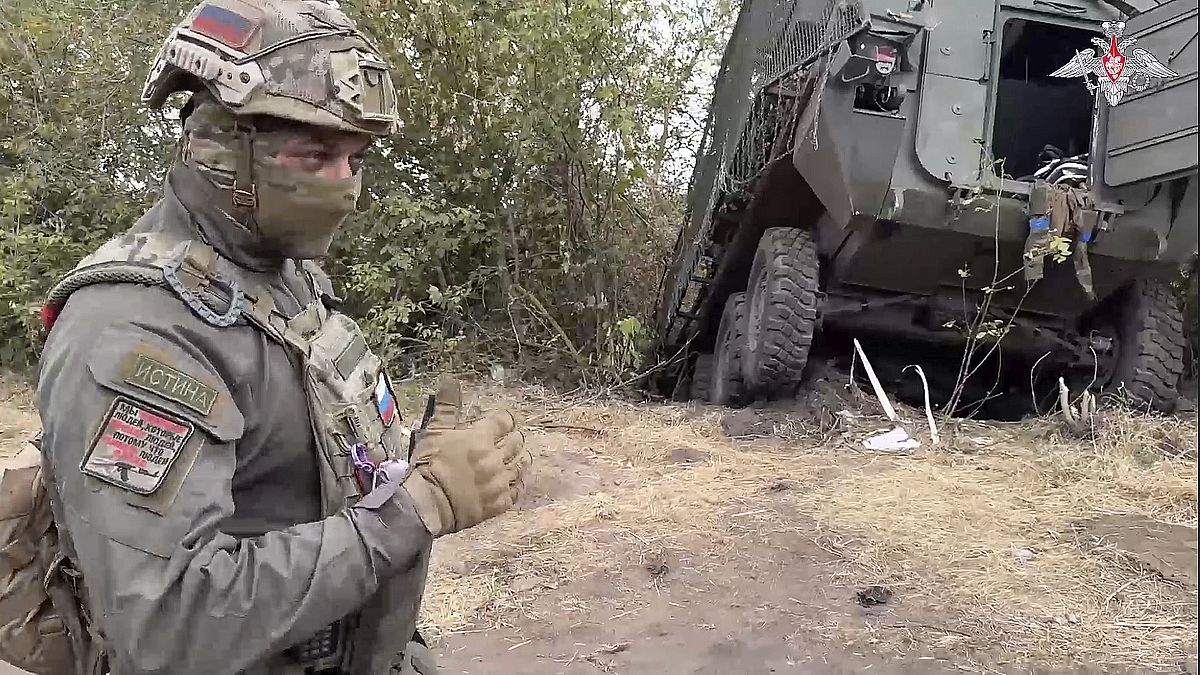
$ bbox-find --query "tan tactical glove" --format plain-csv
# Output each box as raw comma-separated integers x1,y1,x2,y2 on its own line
402,376,530,537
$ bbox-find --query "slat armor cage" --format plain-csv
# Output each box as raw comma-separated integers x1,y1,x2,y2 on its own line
660,0,869,349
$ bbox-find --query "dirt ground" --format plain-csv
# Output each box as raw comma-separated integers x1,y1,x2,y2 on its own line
1,372,1196,675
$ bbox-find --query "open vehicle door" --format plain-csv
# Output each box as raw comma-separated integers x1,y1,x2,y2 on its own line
1104,0,1198,186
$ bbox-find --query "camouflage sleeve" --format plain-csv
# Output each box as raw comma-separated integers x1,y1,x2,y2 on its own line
36,285,432,675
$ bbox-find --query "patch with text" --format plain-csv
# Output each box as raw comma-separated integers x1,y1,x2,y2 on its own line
81,397,195,495
123,352,219,416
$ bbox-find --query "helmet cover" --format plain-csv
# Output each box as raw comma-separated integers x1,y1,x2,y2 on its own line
142,0,398,137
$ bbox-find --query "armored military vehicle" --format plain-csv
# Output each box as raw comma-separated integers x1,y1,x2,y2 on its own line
650,0,1198,413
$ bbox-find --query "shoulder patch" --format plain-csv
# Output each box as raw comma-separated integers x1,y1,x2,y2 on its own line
86,322,245,443
122,351,219,416
81,396,195,495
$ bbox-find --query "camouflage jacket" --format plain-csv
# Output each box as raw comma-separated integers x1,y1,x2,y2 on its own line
35,166,436,675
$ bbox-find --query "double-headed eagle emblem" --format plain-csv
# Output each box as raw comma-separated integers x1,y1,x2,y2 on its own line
1050,20,1179,106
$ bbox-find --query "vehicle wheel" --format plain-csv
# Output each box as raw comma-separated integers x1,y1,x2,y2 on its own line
710,293,748,406
742,227,821,398
1107,279,1186,413
689,354,714,401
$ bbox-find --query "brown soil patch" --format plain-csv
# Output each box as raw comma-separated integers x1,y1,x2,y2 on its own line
1072,515,1197,590
0,373,37,464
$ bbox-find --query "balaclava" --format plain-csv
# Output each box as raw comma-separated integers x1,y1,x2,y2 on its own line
176,94,362,262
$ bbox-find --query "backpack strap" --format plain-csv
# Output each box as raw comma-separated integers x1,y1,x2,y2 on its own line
0,446,106,675
39,459,108,675
238,280,322,357
301,259,340,309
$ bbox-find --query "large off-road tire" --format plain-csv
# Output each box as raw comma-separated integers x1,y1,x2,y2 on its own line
710,293,748,406
689,354,714,401
1108,279,1187,413
742,227,821,398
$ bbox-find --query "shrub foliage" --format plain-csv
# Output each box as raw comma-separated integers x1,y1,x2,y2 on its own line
1,0,734,386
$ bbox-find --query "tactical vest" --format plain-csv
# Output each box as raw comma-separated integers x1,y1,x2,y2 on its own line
1,230,419,675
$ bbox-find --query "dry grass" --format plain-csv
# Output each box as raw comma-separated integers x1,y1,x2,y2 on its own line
789,409,1197,667
421,389,782,635
422,382,1198,668
1,372,1194,667
0,371,38,460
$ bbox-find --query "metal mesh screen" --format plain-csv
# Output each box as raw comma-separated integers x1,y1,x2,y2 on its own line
663,0,868,347
725,0,868,191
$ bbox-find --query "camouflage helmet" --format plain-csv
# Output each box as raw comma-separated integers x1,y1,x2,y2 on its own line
141,0,398,137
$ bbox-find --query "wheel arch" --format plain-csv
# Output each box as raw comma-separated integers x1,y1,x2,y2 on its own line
698,159,829,347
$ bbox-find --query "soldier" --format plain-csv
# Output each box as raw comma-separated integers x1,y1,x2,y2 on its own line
32,1,530,673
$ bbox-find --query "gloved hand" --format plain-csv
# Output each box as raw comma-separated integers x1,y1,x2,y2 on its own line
401,376,530,537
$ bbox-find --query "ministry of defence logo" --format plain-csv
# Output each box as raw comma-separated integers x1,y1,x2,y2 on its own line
1050,20,1179,106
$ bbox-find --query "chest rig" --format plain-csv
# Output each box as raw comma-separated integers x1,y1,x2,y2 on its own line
45,230,415,512
41,230,418,672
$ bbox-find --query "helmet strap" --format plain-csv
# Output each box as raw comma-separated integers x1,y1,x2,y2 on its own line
179,94,199,128
231,121,258,219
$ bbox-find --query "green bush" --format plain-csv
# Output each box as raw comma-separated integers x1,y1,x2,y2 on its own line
1,0,734,386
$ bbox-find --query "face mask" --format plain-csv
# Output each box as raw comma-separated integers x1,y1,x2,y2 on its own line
248,154,362,259
180,98,364,261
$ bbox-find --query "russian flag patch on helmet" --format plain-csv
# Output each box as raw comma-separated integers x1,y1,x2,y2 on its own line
191,1,261,49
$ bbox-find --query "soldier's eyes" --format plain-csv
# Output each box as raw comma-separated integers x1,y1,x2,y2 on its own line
277,138,369,173
309,151,331,163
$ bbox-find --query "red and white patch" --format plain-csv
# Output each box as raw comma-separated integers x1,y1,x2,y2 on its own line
80,397,194,495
